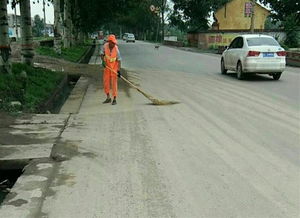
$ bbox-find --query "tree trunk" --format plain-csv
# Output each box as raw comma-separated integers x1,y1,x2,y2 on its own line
43,0,46,36
54,0,62,54
156,17,160,42
0,0,11,74
63,0,71,48
161,12,164,42
161,0,167,42
78,31,84,45
20,0,34,65
73,0,81,45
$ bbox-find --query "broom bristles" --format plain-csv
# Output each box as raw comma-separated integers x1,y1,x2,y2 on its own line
140,90,179,106
106,66,179,105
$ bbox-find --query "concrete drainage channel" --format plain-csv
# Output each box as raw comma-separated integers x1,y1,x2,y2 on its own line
0,74,81,207
0,169,24,204
0,47,93,215
38,74,81,114
0,73,89,215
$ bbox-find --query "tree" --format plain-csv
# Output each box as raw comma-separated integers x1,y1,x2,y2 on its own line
259,0,300,47
53,0,62,54
0,0,11,74
259,0,300,26
63,0,72,48
32,15,45,37
283,14,300,48
20,0,34,65
170,0,229,31
264,16,281,30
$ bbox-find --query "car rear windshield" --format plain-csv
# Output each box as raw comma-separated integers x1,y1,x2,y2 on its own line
246,37,279,46
128,34,134,37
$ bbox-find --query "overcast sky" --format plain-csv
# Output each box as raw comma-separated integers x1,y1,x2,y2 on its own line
7,1,54,24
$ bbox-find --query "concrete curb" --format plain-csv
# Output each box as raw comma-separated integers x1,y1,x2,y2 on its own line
59,76,89,114
78,45,95,64
0,159,56,218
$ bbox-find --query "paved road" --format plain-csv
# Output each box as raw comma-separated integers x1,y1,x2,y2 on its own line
121,41,300,109
20,41,299,217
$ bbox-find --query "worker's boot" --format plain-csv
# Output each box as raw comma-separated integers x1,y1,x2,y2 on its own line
103,98,111,104
112,98,117,105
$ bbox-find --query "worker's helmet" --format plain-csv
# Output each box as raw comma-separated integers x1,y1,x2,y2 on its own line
107,34,117,44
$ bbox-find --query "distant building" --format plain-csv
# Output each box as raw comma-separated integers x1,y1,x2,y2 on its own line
8,14,21,38
213,0,270,30
44,24,54,37
187,0,281,49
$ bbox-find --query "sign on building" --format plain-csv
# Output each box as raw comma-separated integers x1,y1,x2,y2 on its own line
245,2,252,17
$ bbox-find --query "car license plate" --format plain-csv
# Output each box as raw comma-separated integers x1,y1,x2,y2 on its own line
263,52,274,57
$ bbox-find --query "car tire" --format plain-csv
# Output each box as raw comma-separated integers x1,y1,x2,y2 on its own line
221,58,227,74
273,72,282,80
236,62,244,80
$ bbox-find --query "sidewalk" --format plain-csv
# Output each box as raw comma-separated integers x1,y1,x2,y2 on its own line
0,44,157,218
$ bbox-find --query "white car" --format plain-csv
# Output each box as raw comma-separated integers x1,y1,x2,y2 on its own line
123,33,129,40
221,34,286,80
126,34,135,43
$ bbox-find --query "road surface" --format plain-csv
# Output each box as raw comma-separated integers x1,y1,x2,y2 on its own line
12,41,300,217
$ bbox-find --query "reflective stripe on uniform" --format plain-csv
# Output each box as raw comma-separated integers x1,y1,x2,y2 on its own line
105,55,117,63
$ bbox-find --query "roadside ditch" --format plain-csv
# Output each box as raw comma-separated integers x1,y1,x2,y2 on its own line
0,44,95,207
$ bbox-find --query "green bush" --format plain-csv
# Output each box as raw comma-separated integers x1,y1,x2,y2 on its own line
36,45,88,62
283,14,300,48
0,63,64,113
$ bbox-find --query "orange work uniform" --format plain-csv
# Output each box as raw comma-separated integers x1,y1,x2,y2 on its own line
103,43,120,97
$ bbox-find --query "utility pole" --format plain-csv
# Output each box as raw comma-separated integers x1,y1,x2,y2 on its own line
250,0,255,33
43,0,46,36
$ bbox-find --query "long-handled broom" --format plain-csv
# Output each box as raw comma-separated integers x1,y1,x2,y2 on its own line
106,66,179,105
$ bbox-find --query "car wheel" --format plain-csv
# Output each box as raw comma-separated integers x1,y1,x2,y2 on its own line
221,58,227,74
236,62,244,80
273,72,282,80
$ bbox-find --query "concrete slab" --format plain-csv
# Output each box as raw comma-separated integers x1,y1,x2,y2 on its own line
0,159,56,218
14,114,69,125
0,144,53,161
9,124,63,133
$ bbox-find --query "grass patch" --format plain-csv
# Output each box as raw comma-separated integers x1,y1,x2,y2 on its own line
36,45,88,62
0,63,64,113
33,37,54,41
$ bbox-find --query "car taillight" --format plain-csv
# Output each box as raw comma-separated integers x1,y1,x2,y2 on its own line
247,51,260,57
276,51,286,56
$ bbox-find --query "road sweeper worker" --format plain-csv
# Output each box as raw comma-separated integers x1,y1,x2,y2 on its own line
100,34,122,105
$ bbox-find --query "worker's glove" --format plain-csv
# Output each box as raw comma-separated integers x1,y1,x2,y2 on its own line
102,61,106,68
117,71,121,78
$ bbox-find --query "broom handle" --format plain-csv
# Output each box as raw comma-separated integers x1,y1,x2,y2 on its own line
105,66,147,94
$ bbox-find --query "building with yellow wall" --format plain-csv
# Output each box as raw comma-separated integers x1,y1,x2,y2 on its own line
186,0,285,49
214,0,270,30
